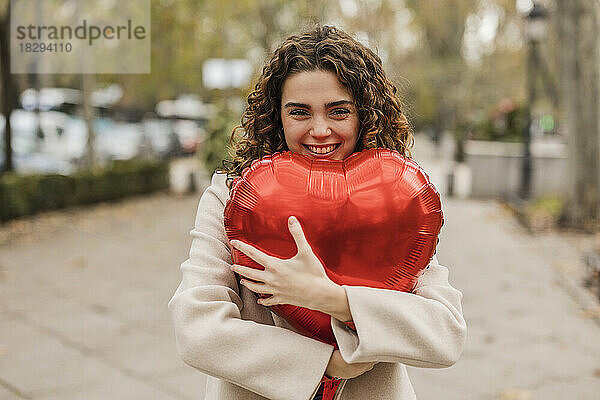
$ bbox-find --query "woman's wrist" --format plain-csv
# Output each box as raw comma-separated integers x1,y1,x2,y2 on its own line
317,281,353,322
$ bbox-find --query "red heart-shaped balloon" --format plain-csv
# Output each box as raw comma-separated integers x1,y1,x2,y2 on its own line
224,148,443,347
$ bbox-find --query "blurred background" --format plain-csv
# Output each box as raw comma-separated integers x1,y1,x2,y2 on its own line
1,0,599,399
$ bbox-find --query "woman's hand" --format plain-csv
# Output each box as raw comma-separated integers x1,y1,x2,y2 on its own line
325,350,377,379
229,216,340,312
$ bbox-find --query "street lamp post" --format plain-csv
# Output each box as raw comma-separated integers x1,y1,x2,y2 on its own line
520,1,548,200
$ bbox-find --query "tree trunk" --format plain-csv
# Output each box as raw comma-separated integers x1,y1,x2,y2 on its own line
0,1,16,173
82,73,98,169
560,0,600,230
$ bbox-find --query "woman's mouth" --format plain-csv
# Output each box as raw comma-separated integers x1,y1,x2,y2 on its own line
302,143,341,157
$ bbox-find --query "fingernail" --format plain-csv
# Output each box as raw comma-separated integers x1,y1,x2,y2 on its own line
288,216,296,225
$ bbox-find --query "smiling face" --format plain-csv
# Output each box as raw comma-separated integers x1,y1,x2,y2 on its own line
280,70,360,160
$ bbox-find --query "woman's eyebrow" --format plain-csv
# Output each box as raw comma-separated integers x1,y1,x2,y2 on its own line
326,100,354,108
283,100,354,109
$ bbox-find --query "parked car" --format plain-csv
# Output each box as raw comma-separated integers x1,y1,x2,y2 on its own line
97,121,145,161
0,110,76,174
142,118,182,158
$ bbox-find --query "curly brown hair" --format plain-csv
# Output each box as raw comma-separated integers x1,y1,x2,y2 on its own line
220,24,414,188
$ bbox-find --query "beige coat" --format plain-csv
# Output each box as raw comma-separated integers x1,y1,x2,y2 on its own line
168,173,467,400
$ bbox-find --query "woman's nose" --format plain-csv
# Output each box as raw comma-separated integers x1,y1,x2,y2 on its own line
310,118,332,138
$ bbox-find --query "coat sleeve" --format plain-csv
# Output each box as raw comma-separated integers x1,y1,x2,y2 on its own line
168,173,335,400
330,256,467,368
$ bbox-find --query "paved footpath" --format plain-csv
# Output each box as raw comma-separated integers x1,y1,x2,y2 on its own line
1,168,599,399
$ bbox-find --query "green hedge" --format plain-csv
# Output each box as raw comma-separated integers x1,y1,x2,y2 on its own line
0,159,169,222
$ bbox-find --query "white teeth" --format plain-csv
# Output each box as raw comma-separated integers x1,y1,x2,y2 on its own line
307,145,337,154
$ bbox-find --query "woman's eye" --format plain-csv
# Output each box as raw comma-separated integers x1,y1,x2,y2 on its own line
331,108,350,117
290,109,309,116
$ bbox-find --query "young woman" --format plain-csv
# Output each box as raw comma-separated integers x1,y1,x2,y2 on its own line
168,25,466,400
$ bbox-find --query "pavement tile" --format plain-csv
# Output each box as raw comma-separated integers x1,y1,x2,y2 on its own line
24,298,127,350
0,284,63,314
527,375,600,400
489,338,600,382
34,373,183,400
155,366,208,400
460,317,538,360
95,327,185,377
407,366,472,400
0,317,106,371
418,356,548,398
0,385,28,399
541,315,600,357
0,341,119,396
99,288,172,325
